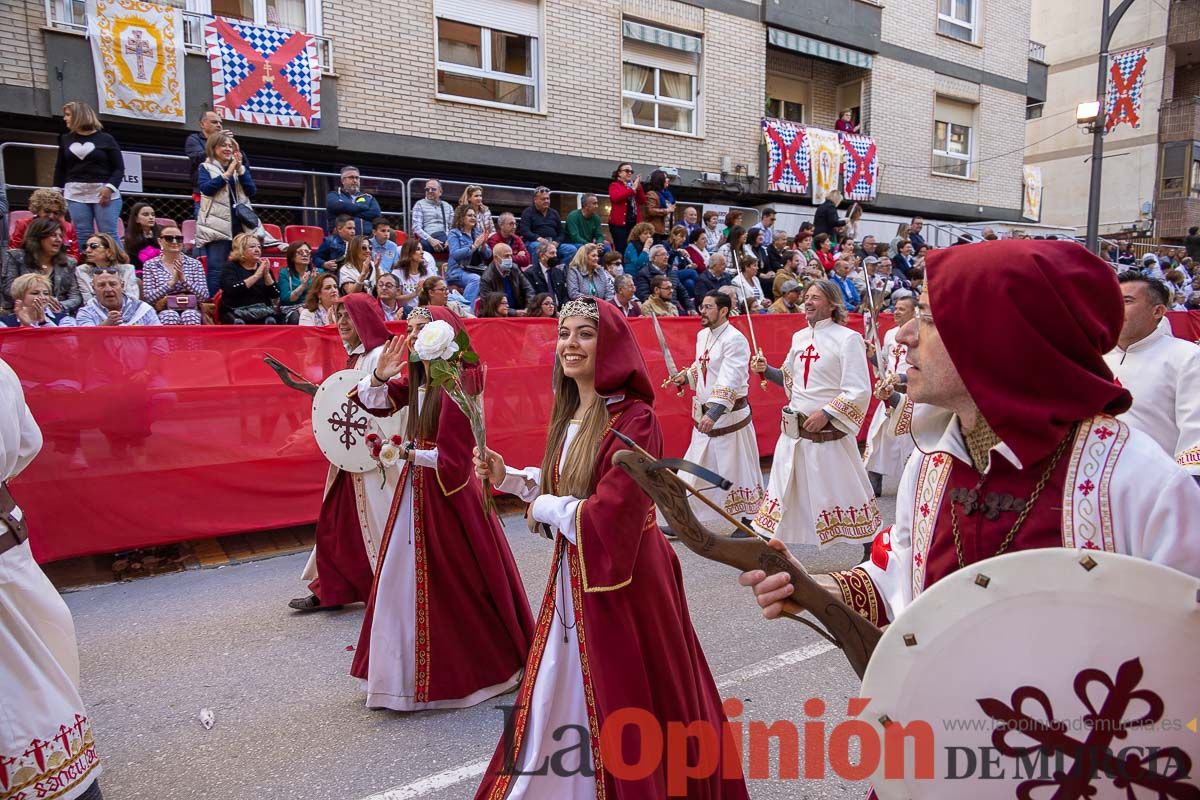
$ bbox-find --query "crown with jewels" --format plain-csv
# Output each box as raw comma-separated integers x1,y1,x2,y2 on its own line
408,307,433,322
558,298,600,322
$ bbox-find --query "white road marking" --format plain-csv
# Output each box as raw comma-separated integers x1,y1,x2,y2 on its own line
360,641,838,799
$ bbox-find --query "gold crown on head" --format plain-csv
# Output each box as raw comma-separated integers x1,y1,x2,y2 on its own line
558,298,600,322
408,307,433,322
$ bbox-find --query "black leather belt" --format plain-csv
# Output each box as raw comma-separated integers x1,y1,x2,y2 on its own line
0,482,29,556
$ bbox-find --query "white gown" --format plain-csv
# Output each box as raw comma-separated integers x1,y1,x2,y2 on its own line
864,326,916,480
0,358,101,800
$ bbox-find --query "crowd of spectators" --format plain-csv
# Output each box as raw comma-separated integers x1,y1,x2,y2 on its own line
5,101,1200,331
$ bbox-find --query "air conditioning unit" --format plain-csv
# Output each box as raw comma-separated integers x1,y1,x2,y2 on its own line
700,171,723,184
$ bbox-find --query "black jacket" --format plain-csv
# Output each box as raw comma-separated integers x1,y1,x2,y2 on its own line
692,270,732,300
524,263,569,306
812,200,842,239
479,263,535,312
53,131,124,190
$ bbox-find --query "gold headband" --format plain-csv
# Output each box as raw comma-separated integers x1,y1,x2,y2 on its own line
408,307,433,322
557,298,600,322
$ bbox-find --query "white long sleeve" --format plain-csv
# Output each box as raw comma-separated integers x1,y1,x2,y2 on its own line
356,374,391,410
412,448,438,469
531,494,583,544
498,465,542,503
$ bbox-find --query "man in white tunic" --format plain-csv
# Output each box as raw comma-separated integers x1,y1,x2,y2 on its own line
666,290,763,533
1103,272,1200,483
864,294,917,496
751,279,881,557
0,357,104,800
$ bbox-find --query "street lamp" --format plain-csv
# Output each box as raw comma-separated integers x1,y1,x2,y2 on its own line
1084,0,1136,253
1076,102,1101,128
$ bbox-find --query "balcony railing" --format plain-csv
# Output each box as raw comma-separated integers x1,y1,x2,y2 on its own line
44,0,334,74
1029,40,1047,63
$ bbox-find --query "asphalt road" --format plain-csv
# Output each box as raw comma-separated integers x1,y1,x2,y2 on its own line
66,491,897,800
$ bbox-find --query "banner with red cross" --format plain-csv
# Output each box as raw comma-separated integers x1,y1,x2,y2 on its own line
761,118,810,194
839,132,878,202
1104,47,1148,133
204,17,321,128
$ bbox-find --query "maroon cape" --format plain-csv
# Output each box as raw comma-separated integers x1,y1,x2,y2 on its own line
351,308,534,704
477,300,747,799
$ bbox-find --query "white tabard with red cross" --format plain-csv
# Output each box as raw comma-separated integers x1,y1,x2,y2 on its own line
753,318,882,546
864,326,916,480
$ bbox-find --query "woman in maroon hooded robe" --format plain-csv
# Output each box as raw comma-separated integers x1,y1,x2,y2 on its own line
472,298,748,799
350,305,534,710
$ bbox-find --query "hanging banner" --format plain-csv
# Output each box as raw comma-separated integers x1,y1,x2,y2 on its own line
761,118,810,194
808,128,842,205
204,17,321,128
1104,47,1148,133
1022,165,1043,222
86,0,186,122
839,132,879,202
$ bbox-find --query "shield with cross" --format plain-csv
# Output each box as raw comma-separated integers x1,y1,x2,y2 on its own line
859,549,1199,798
311,369,384,473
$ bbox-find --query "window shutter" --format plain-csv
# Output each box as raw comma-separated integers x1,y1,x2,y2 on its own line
622,38,699,76
434,0,539,36
934,96,975,128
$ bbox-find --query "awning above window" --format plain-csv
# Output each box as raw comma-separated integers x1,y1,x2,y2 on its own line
767,27,873,69
623,19,702,54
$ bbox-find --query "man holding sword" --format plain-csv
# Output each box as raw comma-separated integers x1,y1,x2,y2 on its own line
664,291,764,535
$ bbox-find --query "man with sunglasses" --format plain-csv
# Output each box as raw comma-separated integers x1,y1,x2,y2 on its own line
741,240,1200,635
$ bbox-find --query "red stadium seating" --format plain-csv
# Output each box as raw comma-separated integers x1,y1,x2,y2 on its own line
285,225,324,249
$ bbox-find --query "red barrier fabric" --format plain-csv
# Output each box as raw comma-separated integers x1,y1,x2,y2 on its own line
4,310,1197,563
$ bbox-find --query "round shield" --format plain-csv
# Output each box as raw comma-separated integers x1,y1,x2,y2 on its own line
311,369,381,473
860,549,1199,799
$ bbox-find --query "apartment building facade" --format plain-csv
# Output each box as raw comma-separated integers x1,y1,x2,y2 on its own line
1025,0,1200,242
1,0,1042,233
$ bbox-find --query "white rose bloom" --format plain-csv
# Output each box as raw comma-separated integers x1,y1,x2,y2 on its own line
414,319,460,361
377,443,401,468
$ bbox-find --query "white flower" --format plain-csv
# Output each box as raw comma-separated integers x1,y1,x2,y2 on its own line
414,319,459,361
377,443,401,468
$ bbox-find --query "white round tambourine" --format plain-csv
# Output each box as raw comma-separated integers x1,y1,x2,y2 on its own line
311,369,380,473
860,549,1200,799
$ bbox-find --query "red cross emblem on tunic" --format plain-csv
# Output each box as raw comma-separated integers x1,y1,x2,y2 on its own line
797,344,820,388
1095,426,1114,441
698,350,711,385
871,526,893,570
891,343,906,373
1078,479,1095,496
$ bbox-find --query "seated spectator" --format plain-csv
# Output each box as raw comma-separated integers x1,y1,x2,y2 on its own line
855,234,878,262
299,273,339,326
717,285,742,313
641,274,681,317
526,292,557,318
278,241,317,323
565,194,605,248
77,233,138,304
772,249,801,298
8,188,79,258
520,186,574,263
524,240,569,306
219,232,282,324
702,209,722,254
446,204,490,304
829,257,861,312
750,207,777,241
814,233,837,273
681,206,701,239
339,235,377,295
486,212,531,269
1,217,81,313
0,273,76,327
766,231,789,274
122,202,161,270
315,214,356,272
375,272,403,322
76,270,159,326
769,280,802,314
1167,268,1192,304
634,244,688,311
611,274,642,317
667,225,700,300
446,277,472,313
411,179,454,254
394,238,437,312
888,223,911,259
478,292,511,319
603,251,625,282
717,225,751,273
981,226,999,241
835,109,860,134
566,243,615,301
418,275,473,318
623,222,656,275
326,165,381,235
459,185,493,238
369,219,400,273
908,216,926,252
747,227,774,291
479,243,534,314
680,228,708,273
693,252,733,298
891,240,915,278
642,169,675,241
142,226,207,325
730,255,765,312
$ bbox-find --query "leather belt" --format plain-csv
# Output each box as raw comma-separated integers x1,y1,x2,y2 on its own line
797,426,847,443
0,481,29,556
696,397,752,438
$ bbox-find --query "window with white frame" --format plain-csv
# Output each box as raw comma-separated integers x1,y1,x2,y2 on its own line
202,0,317,32
765,73,809,124
434,0,540,111
937,0,978,43
932,96,975,178
622,25,701,135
